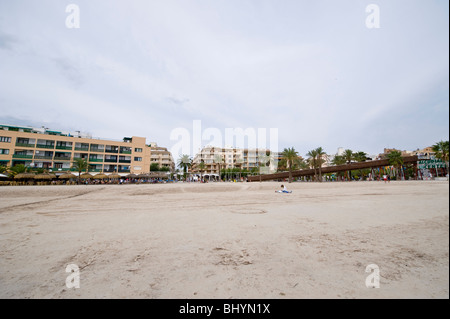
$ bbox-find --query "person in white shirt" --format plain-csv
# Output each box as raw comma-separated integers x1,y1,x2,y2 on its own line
276,184,292,193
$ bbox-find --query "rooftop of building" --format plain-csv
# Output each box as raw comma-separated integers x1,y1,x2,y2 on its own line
0,124,138,143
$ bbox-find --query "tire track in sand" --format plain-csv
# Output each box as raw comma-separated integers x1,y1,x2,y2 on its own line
0,187,106,213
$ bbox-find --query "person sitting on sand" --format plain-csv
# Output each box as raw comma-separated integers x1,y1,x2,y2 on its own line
276,184,292,193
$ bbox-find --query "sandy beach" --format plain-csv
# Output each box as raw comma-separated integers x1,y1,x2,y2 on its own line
0,180,448,299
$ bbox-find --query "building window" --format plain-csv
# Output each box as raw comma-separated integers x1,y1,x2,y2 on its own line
0,136,11,143
135,148,143,152
0,149,9,154
134,157,142,162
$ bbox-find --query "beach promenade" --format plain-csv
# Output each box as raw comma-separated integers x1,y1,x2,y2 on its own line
0,181,448,298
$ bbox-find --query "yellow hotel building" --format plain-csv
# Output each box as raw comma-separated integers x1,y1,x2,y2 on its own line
0,124,151,175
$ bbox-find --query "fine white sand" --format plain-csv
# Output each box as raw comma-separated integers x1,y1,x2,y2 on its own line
0,181,448,299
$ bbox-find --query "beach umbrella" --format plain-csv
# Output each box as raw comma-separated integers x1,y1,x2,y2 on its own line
108,173,121,179
94,173,108,179
35,173,56,180
137,173,150,179
14,173,36,179
125,173,137,179
80,173,93,179
150,172,167,179
58,173,76,179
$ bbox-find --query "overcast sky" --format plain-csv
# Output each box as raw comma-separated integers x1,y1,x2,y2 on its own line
0,0,448,157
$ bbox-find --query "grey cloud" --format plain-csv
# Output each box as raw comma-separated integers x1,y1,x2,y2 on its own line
166,96,190,105
0,32,17,50
52,58,84,87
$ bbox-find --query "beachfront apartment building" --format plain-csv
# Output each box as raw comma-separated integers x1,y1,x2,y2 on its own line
148,142,175,172
378,147,436,160
0,124,151,175
192,146,278,175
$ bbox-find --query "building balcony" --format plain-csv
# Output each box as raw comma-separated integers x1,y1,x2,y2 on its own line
56,146,73,150
105,158,118,163
53,156,72,161
34,155,53,160
88,168,102,172
74,147,89,151
15,142,35,148
119,160,131,163
118,169,130,173
105,149,119,153
89,158,103,162
36,144,55,149
13,154,33,159
52,168,70,172
90,148,104,153
119,150,132,154
104,168,117,173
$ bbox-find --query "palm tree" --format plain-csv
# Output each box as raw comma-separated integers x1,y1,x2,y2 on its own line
277,158,288,172
72,158,88,185
5,164,25,178
177,154,192,181
257,153,271,173
343,149,354,181
174,168,181,180
0,165,7,174
214,154,225,181
354,151,367,163
432,140,449,175
331,155,346,181
306,149,318,181
386,150,404,180
315,147,327,182
232,167,241,181
297,157,309,170
343,149,354,164
198,161,206,182
293,157,309,181
331,155,346,166
354,151,368,180
256,154,265,182
282,147,299,183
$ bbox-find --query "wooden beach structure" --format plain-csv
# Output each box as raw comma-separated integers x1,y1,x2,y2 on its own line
248,155,420,182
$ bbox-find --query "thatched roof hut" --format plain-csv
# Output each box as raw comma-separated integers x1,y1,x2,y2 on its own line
80,173,93,179
58,173,77,179
34,173,56,180
93,173,108,179
14,173,35,179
